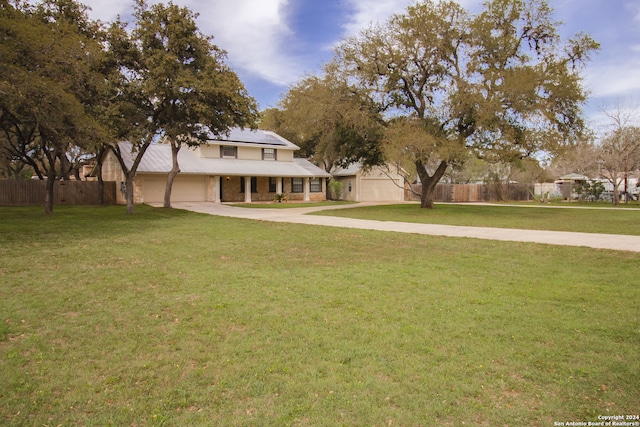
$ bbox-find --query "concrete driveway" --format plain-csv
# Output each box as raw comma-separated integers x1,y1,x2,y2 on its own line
165,202,640,253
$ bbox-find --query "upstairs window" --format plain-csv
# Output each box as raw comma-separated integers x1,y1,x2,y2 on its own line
262,148,277,160
221,145,237,159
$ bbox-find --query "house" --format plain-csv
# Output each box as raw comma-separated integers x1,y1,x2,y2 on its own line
555,173,589,199
332,163,406,202
101,128,331,204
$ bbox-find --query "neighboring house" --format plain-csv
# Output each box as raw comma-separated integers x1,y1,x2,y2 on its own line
552,173,640,200
332,163,406,202
555,173,589,199
101,128,331,204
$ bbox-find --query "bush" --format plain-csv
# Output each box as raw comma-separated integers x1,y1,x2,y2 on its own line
574,180,604,201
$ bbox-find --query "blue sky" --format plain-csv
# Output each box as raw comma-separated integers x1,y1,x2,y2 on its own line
82,0,640,133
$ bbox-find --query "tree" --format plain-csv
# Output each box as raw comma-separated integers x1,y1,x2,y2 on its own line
132,0,258,208
0,0,107,213
574,179,604,201
545,138,600,178
598,125,640,205
98,16,156,215
335,0,598,208
270,65,385,172
597,102,640,205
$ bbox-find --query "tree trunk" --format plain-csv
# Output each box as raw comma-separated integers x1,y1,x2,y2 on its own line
44,175,55,215
97,161,104,205
163,139,181,208
613,186,621,206
416,160,448,209
59,152,71,181
125,174,135,214
44,149,57,215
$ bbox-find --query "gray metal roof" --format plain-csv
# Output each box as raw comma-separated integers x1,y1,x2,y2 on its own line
332,163,362,177
558,173,589,181
117,142,330,178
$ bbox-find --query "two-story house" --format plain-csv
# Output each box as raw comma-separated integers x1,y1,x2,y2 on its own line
101,128,331,204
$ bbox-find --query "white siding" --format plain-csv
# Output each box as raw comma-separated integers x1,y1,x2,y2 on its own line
238,146,262,160
277,150,294,162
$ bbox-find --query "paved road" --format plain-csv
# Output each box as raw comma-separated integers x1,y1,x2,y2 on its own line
165,202,640,253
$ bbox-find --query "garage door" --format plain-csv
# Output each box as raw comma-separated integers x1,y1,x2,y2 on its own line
142,175,207,203
360,178,404,201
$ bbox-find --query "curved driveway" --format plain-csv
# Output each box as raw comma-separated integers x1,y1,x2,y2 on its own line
168,202,640,253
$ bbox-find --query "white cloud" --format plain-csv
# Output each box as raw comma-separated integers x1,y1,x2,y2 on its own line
585,60,640,99
341,0,414,36
81,0,303,87
582,55,640,133
341,0,484,37
82,0,130,23
630,0,640,22
191,0,304,86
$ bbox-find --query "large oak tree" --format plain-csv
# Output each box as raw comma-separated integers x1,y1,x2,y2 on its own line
335,0,598,208
0,0,108,214
101,1,258,212
133,0,258,208
265,64,385,173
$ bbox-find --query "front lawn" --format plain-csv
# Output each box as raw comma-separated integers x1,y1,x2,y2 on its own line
1,206,638,426
311,203,640,235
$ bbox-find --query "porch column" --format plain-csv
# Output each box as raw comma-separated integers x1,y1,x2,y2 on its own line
304,177,310,202
214,176,221,203
276,177,283,194
244,176,252,203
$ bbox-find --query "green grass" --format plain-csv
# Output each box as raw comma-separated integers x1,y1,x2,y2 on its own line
1,205,638,426
538,200,640,209
311,203,640,235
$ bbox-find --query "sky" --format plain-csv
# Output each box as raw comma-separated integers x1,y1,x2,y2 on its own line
80,0,640,134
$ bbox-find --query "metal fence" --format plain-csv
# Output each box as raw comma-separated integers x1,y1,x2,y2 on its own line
0,180,116,206
406,183,534,202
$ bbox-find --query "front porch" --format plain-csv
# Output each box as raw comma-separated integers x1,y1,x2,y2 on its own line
210,176,326,203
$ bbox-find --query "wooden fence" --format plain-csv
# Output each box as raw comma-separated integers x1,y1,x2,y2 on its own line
0,180,116,206
406,183,534,202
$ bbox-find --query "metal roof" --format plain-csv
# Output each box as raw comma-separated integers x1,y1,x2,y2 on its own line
116,142,330,178
332,163,362,177
558,173,589,181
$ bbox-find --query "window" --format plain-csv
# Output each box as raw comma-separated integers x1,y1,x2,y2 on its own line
262,148,277,160
240,177,257,193
348,180,352,192
221,145,237,159
310,177,322,192
269,177,277,193
291,177,303,193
